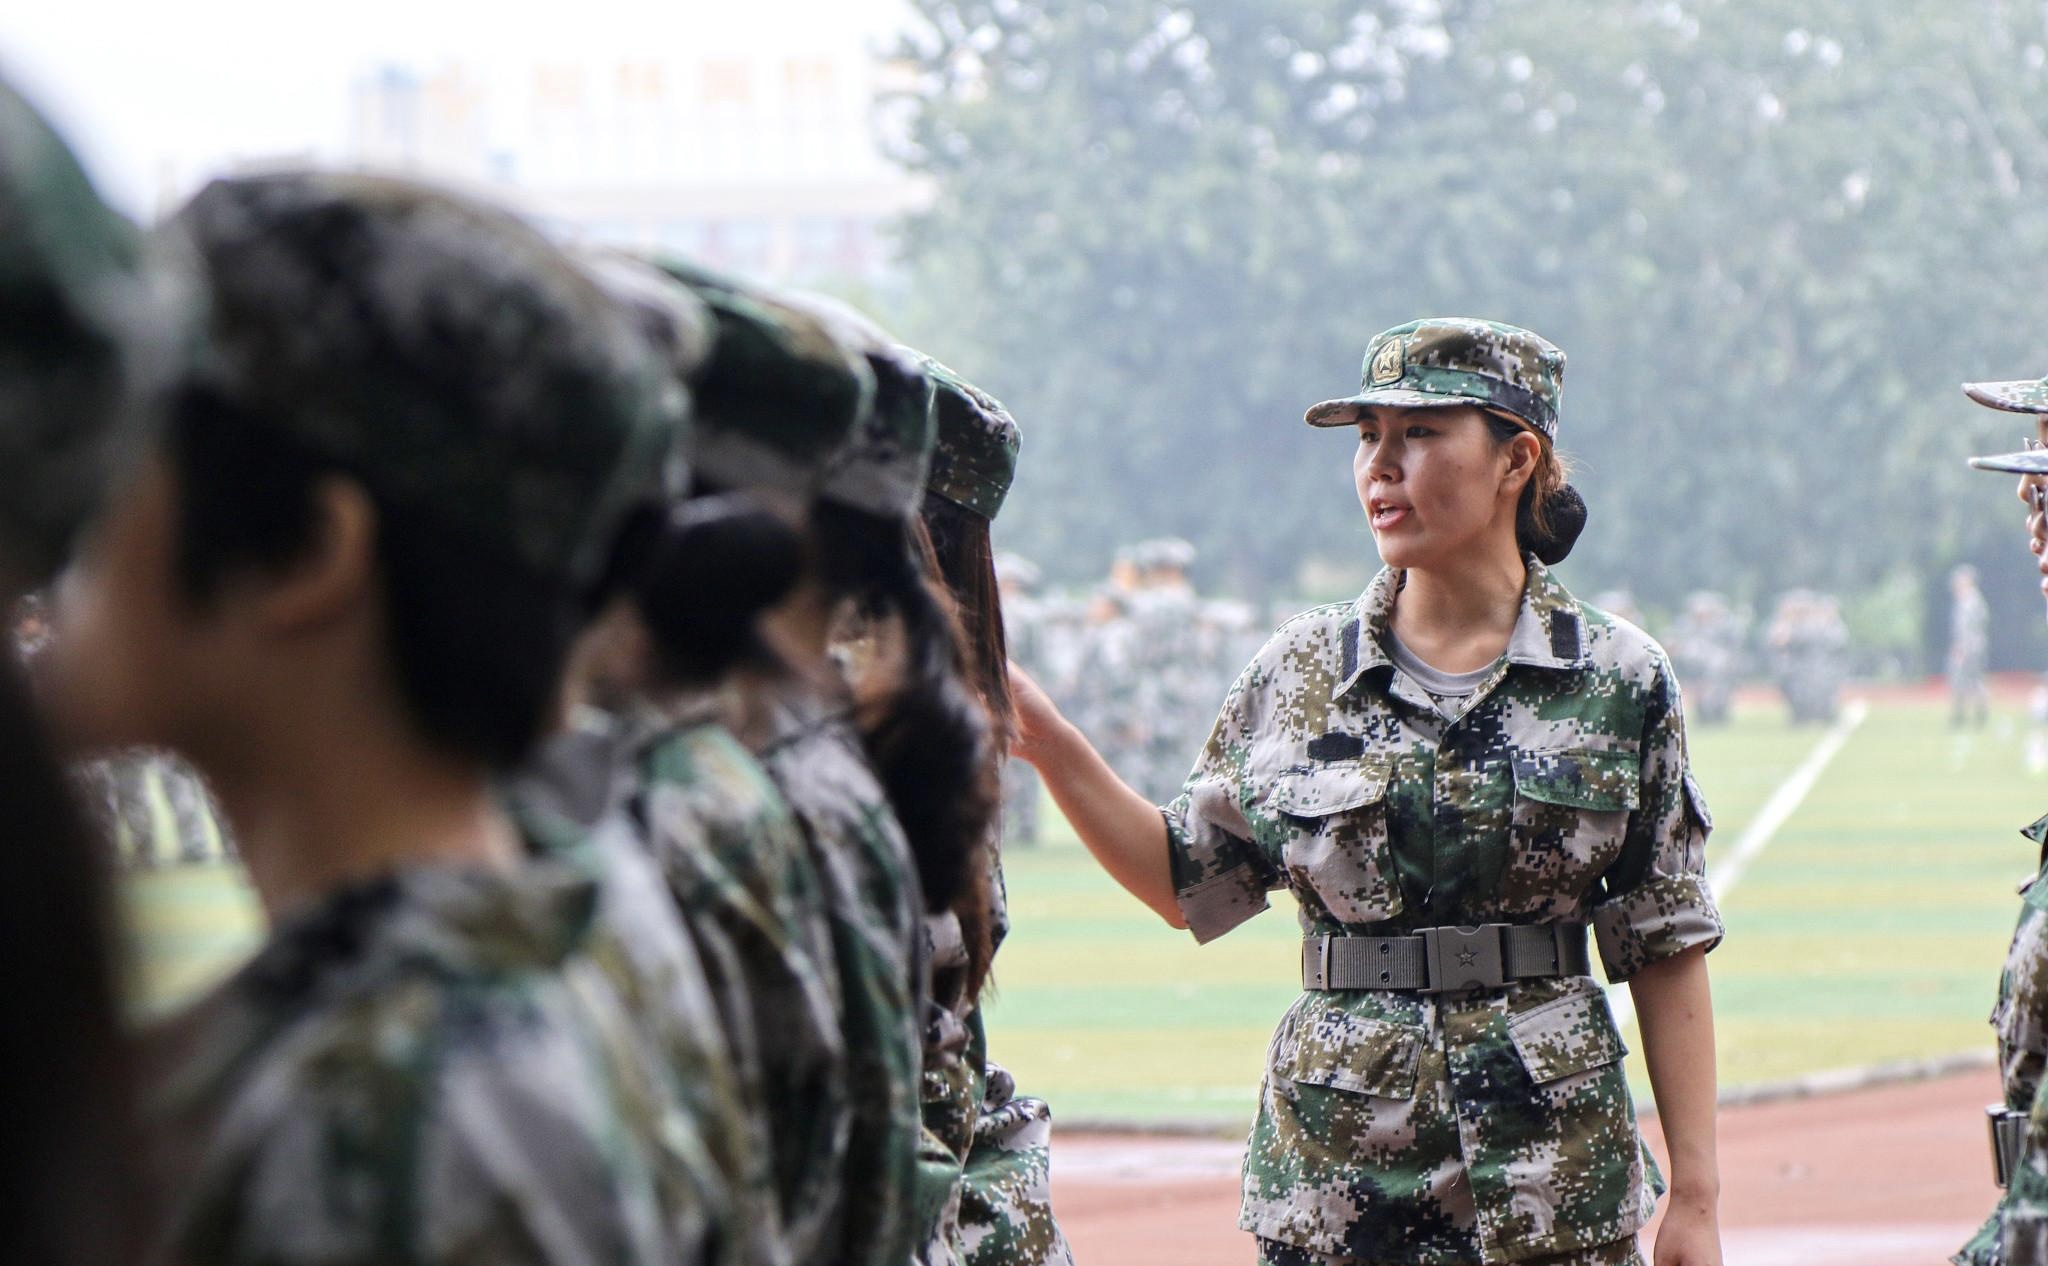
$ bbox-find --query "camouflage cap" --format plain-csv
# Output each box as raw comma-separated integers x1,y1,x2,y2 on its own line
1968,449,2048,476
1964,377,2048,415
0,76,183,588
576,250,715,499
652,258,872,495
1305,317,1566,439
776,291,934,518
915,353,1021,521
171,171,682,588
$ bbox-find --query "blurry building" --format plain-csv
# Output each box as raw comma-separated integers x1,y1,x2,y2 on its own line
346,45,928,286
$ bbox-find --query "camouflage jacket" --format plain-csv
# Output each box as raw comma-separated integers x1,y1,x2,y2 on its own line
756,689,924,1266
1957,814,2048,1266
914,847,1074,1266
510,714,797,1266
1164,560,1722,1265
143,858,728,1266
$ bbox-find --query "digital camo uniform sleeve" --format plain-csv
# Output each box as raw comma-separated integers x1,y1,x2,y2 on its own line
1171,622,1294,930
1163,611,1341,942
1590,650,1723,982
2007,1073,2048,1264
171,957,720,1264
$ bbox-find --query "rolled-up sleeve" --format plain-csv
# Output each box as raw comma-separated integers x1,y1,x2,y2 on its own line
1161,669,1280,944
1591,658,1724,981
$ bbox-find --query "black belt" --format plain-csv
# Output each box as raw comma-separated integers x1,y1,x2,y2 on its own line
1991,1105,2030,1189
1302,922,1591,993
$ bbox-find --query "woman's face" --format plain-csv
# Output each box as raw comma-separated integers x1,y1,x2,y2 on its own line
1352,404,1524,571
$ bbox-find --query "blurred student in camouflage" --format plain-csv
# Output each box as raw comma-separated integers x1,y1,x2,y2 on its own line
1011,319,1725,1265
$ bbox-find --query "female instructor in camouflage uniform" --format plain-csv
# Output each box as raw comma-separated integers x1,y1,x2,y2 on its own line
1012,319,1725,1265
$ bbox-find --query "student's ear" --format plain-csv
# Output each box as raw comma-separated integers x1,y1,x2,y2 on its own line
252,476,379,635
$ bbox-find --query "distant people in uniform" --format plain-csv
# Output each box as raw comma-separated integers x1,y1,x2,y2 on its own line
1767,588,1847,725
1950,564,1992,728
1668,591,1747,727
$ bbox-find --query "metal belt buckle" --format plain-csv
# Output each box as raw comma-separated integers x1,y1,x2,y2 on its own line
1422,924,1508,993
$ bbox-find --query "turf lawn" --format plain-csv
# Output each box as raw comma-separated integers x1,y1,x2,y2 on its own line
119,692,2047,1126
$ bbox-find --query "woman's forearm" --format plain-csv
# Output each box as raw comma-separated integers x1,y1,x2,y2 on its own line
1629,945,1720,1200
1013,706,1184,927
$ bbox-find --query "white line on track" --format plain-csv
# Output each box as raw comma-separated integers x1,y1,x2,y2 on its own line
1608,697,1870,1034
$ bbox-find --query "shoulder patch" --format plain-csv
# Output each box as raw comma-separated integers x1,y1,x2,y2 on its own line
1339,618,1360,681
1549,609,1581,661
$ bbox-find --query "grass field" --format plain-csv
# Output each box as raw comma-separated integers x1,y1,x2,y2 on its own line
120,691,2048,1126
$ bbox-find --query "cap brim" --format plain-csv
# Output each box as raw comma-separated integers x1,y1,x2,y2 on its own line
1304,390,1491,427
1964,380,2048,414
1970,449,2048,475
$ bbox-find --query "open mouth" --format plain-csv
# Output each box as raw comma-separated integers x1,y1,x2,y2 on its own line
1369,502,1410,531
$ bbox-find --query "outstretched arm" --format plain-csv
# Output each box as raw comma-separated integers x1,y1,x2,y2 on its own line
1008,661,1185,927
1630,945,1722,1266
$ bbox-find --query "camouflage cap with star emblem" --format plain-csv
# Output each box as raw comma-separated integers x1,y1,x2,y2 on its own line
1305,317,1567,440
171,170,683,588
915,353,1021,521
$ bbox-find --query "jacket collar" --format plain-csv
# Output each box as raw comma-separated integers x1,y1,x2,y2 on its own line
1333,556,1587,701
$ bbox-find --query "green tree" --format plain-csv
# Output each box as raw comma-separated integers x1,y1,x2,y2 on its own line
889,0,2048,653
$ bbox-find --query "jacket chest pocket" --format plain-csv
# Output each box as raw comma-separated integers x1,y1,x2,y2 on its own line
1502,748,1639,918
1268,759,1405,926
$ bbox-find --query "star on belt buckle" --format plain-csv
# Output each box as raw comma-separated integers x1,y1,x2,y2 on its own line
1421,924,1508,993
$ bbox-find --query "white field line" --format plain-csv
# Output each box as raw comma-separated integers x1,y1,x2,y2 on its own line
1608,698,1871,1035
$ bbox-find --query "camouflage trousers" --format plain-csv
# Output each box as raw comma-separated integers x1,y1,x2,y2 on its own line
1256,1234,1645,1266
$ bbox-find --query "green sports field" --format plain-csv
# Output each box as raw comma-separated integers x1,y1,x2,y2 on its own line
121,692,2046,1126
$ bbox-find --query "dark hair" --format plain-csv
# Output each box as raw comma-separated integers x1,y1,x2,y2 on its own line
1483,412,1586,566
811,500,997,915
616,492,804,687
0,653,144,1266
916,492,1013,745
166,383,585,770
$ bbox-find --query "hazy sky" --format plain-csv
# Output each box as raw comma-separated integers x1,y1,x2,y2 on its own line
3,0,913,217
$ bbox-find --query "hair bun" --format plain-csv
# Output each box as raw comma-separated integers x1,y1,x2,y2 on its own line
633,493,803,675
1523,483,1587,566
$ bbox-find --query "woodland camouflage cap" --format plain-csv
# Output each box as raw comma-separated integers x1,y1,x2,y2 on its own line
917,353,1020,521
171,170,683,587
1306,317,1567,440
653,257,871,496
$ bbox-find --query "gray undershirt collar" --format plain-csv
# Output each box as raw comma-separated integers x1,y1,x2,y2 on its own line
1386,632,1501,720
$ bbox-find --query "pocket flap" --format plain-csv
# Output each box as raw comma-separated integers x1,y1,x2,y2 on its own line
1507,986,1629,1084
1281,1005,1422,1098
1269,759,1390,818
1511,749,1641,812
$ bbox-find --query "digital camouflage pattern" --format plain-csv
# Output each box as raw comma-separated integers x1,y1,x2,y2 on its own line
1304,318,1567,440
625,699,849,1266
756,690,924,1266
774,293,934,517
656,258,873,495
0,75,175,589
1966,378,2048,416
918,353,1021,520
171,172,682,587
1163,559,1721,1263
1956,814,2048,1266
508,713,788,1266
143,858,729,1266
